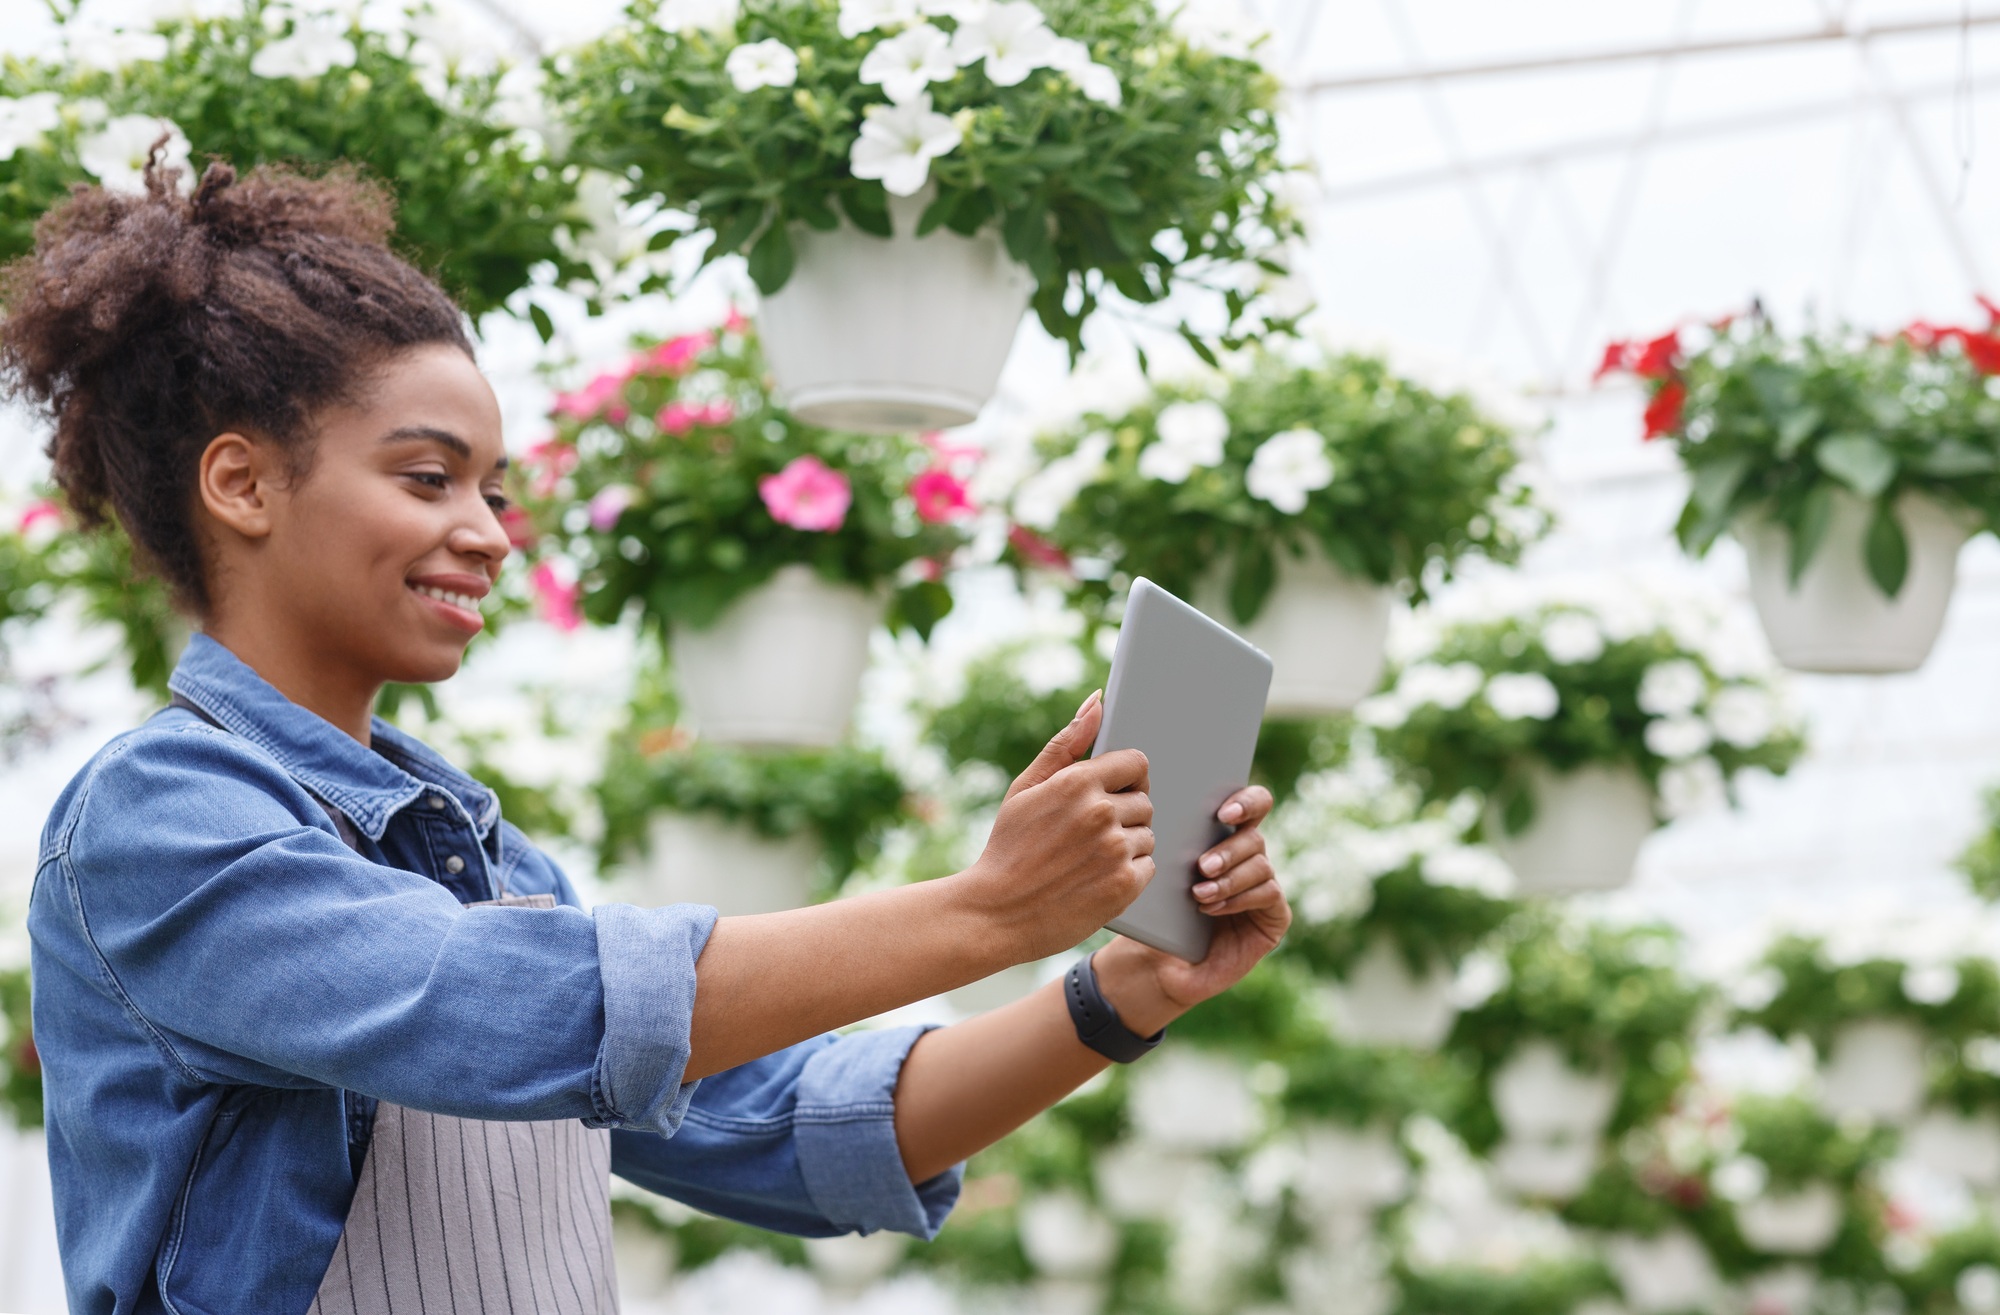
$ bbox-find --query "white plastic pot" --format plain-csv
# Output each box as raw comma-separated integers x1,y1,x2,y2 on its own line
1491,1041,1620,1142
1324,937,1458,1049
803,1231,906,1293
1907,1108,2000,1188
1485,764,1658,896
1736,1183,1844,1255
669,565,883,748
1489,1135,1601,1200
1818,1017,1928,1123
1019,1191,1121,1279
1198,551,1395,717
1604,1228,1723,1315
757,193,1035,432
1294,1123,1411,1215
636,813,822,916
1741,491,1972,674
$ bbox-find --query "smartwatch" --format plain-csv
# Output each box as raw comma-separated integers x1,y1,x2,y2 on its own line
1065,951,1166,1063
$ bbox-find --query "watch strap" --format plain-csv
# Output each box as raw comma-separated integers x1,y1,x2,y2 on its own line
1065,951,1165,1064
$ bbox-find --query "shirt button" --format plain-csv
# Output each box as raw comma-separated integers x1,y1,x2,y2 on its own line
444,855,465,874
428,795,447,810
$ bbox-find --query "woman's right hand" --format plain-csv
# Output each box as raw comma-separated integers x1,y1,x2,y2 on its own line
960,691,1155,961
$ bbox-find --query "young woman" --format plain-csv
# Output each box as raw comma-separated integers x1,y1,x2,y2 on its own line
7,159,1288,1314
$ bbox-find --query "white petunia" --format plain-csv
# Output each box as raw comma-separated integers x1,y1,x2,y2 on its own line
658,0,742,35
1163,0,1267,59
1013,432,1110,529
1657,756,1725,819
724,39,799,92
1018,641,1086,696
1421,845,1513,896
1245,427,1334,514
859,23,956,104
0,93,62,162
1397,661,1484,711
1903,963,1962,1006
250,19,358,79
1138,400,1228,483
1540,612,1605,665
1708,684,1776,749
848,91,962,196
919,0,990,17
1644,714,1713,760
950,0,1060,86
66,26,170,74
1353,693,1409,730
1048,36,1121,106
78,114,191,195
1484,672,1560,721
1712,1156,1770,1204
840,0,920,37
1637,659,1706,717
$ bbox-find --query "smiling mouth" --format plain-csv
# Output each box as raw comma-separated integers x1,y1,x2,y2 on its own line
411,583,482,612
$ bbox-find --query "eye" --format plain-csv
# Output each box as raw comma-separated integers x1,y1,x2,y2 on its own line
404,471,450,492
485,492,512,513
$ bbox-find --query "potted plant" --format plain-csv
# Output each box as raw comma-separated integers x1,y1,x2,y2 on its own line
1018,350,1540,715
1719,1096,1890,1261
595,677,917,913
528,319,971,745
555,0,1300,431
1364,599,1803,894
0,1,586,320
1278,1041,1468,1219
1909,1038,2000,1190
1735,935,2000,1125
1598,310,2000,673
1446,918,1708,1202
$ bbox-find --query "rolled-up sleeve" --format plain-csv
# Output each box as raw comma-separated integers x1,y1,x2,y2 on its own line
52,723,714,1134
612,1024,962,1239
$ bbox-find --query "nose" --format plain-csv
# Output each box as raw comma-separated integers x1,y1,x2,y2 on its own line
450,491,514,572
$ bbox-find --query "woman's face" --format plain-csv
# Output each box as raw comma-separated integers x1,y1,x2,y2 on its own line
227,343,513,687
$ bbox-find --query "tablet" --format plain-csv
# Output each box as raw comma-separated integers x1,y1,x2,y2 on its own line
1090,578,1273,963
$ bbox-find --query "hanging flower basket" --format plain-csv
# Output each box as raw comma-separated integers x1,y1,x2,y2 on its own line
1603,1230,1723,1315
1742,492,1972,674
1322,936,1460,1049
1484,763,1658,896
759,192,1036,431
636,812,825,915
670,565,884,747
1735,1183,1845,1256
1818,1017,1929,1123
1293,1122,1411,1215
1490,1041,1619,1143
1489,1134,1601,1201
1906,1108,2000,1188
1198,549,1394,716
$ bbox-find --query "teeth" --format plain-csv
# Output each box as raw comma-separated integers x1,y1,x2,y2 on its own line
414,584,480,612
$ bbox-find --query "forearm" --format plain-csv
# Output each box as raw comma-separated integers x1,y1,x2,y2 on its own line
686,874,1016,1081
891,940,1183,1184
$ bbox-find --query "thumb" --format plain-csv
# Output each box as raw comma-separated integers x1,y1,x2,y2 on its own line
1007,689,1103,800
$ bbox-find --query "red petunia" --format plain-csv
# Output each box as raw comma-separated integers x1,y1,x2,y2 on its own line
1978,293,2000,327
908,466,974,523
1962,332,2000,374
1632,329,1681,380
1007,524,1071,572
1643,379,1687,440
1592,340,1631,382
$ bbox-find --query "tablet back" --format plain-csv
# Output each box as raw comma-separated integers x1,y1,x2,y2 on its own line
1091,578,1273,963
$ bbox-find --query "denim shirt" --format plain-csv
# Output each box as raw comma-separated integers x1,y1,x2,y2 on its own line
30,634,959,1315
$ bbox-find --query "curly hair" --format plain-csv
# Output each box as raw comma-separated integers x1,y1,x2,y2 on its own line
0,153,473,613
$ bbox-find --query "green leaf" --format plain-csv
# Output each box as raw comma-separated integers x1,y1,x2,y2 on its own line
1916,440,2000,477
1815,433,1898,498
527,302,555,344
1788,483,1834,586
1690,452,1752,520
1775,405,1822,459
887,579,954,640
839,185,893,238
1749,362,1804,420
746,220,796,294
1864,499,1910,597
709,205,765,259
1227,541,1277,624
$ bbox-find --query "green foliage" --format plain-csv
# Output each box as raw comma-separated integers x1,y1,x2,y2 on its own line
554,0,1301,357
1735,933,2000,1054
0,967,38,1129
0,516,179,699
1281,1035,1472,1130
529,323,967,640
1898,1223,2000,1312
1368,604,1803,831
1446,916,1709,1152
1957,785,2000,902
1037,350,1540,620
1169,957,1313,1057
1284,863,1516,981
1628,317,2000,598
0,2,584,317
1393,1256,1616,1315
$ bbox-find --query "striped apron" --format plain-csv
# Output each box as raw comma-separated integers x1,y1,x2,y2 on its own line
166,696,618,1313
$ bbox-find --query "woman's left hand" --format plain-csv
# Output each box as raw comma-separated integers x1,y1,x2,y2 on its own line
1092,784,1288,1032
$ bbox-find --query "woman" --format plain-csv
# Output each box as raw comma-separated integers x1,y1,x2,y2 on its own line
8,158,1288,1314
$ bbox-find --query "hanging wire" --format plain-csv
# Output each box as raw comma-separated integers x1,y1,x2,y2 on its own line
1956,0,1977,203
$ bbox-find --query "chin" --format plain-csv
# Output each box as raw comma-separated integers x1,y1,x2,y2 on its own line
382,645,469,686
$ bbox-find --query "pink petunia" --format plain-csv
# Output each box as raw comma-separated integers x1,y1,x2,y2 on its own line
522,436,579,497
18,499,62,548
529,561,583,631
759,455,852,532
1008,524,1071,572
908,465,974,523
723,307,751,335
587,484,638,532
551,369,632,424
500,505,538,550
639,332,714,377
656,398,734,436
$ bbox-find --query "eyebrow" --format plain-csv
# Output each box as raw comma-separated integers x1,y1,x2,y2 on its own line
379,425,509,470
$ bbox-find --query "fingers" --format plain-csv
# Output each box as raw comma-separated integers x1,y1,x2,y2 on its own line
1195,825,1264,883
1110,790,1153,827
1192,853,1276,912
1006,689,1103,800
1081,747,1149,794
1216,784,1273,827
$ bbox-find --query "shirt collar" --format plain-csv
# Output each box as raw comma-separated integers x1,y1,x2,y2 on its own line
166,633,497,842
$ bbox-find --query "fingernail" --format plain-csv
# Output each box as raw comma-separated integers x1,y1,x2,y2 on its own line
1073,689,1102,720
1192,881,1219,900
1199,852,1224,876
1219,802,1244,823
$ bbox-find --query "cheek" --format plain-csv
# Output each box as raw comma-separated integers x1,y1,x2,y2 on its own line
282,478,438,581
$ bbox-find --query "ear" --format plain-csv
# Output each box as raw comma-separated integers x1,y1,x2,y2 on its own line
197,431,280,540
